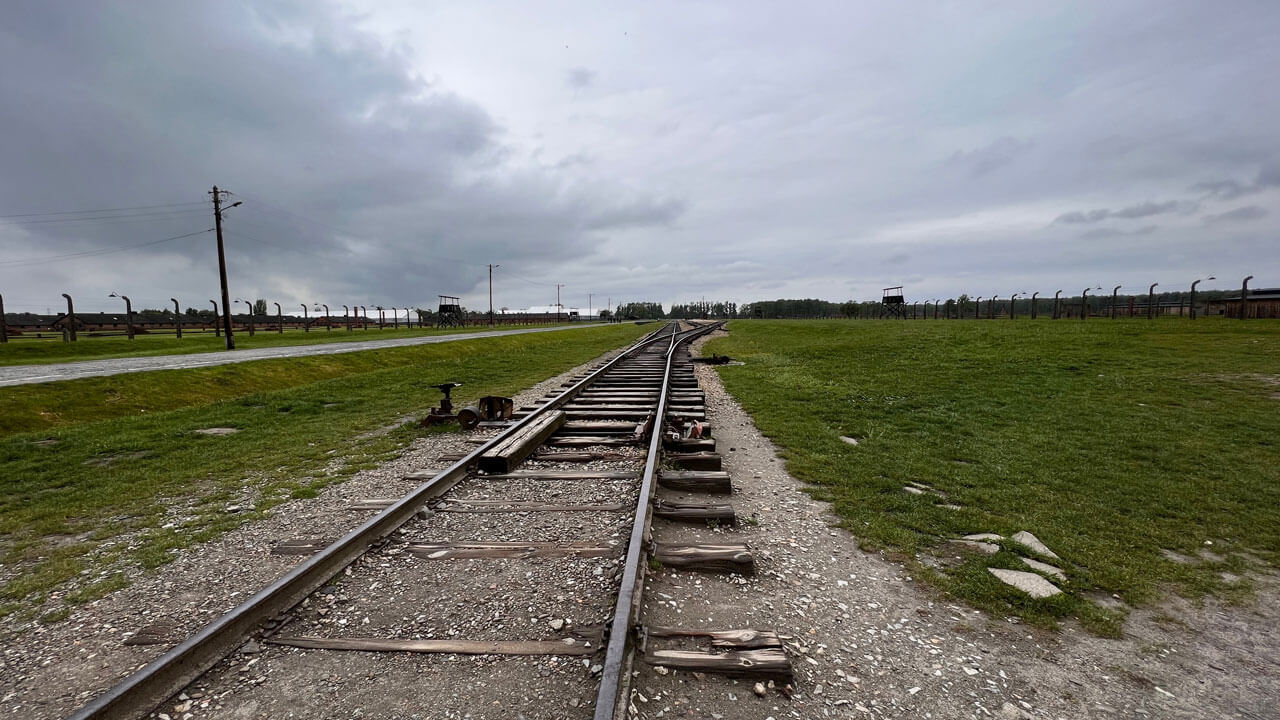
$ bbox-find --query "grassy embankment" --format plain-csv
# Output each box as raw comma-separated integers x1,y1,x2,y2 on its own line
0,322,651,623
0,322,582,367
707,319,1280,635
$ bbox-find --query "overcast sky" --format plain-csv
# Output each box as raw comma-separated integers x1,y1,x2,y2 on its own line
2,1,1277,314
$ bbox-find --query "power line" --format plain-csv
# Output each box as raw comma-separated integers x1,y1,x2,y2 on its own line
497,266,556,287
0,201,206,219
0,208,210,227
0,228,211,268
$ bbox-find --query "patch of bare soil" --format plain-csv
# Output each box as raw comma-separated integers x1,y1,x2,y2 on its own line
629,331,1279,719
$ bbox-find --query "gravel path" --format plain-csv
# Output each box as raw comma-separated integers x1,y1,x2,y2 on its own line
0,323,607,387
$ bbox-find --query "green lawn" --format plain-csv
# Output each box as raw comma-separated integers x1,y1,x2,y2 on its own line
0,322,582,366
0,323,650,623
707,318,1280,634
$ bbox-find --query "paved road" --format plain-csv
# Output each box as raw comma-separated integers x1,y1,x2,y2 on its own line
0,324,609,387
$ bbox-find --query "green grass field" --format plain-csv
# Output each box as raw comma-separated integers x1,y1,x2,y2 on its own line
0,322,650,623
0,322,581,366
707,318,1280,634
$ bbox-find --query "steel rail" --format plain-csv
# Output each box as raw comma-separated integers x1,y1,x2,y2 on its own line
67,322,682,720
593,321,723,719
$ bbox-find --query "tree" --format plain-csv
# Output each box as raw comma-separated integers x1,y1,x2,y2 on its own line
253,299,267,316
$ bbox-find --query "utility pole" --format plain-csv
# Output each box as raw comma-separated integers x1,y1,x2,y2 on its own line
210,186,241,350
489,263,499,328
588,293,593,320
555,284,565,323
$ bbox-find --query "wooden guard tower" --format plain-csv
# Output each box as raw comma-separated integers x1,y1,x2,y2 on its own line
881,286,906,319
436,295,463,328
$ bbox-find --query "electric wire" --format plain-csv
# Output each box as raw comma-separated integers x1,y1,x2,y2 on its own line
0,201,207,219
0,229,211,268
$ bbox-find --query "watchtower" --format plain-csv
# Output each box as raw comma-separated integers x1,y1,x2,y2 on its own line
436,295,463,328
881,286,906,319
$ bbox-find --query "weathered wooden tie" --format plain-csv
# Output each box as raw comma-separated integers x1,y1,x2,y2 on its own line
652,543,754,574
653,499,736,524
658,470,733,493
663,438,715,452
433,499,626,513
270,538,331,555
478,410,566,473
644,648,792,681
406,541,615,559
477,470,640,480
268,633,600,656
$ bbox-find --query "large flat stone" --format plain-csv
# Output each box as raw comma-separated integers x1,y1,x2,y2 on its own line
963,533,1004,542
950,539,999,555
1020,557,1066,581
1011,531,1060,560
988,568,1062,598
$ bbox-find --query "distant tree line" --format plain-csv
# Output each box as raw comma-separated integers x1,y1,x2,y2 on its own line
668,301,737,319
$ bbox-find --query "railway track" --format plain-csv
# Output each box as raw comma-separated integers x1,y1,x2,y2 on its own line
67,320,791,719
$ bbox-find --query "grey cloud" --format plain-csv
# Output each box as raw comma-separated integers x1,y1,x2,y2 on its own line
1189,179,1252,201
1078,225,1159,240
946,136,1033,177
0,2,681,309
1202,205,1267,224
566,67,596,89
1054,200,1192,224
1112,200,1185,219
1190,161,1280,200
581,196,685,231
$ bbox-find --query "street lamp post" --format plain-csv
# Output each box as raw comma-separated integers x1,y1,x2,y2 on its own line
489,263,500,328
1111,285,1122,319
1190,276,1215,320
171,298,182,339
1030,292,1040,319
318,304,330,331
1080,286,1101,320
989,294,997,319
359,306,367,330
1053,290,1063,319
1148,283,1158,320
300,304,309,332
274,303,284,334
61,293,76,342
974,297,982,320
933,299,940,320
210,300,220,337
1,293,8,344
1240,275,1254,320
109,292,134,340
238,299,255,336
1009,292,1021,319
391,307,399,330
405,308,412,330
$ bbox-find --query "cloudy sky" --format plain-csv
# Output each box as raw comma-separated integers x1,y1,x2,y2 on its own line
2,1,1277,314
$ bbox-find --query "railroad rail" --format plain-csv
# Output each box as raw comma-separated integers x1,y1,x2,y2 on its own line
68,319,787,719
